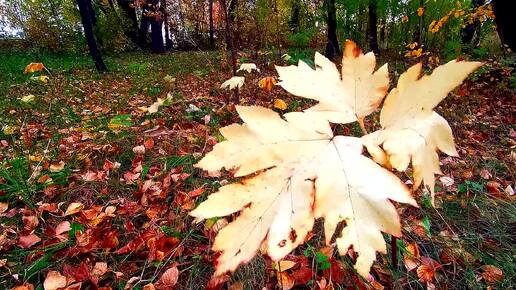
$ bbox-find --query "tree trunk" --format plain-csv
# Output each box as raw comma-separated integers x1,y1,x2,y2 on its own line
209,0,215,47
220,0,239,102
414,0,424,45
162,0,172,49
368,0,379,54
493,0,516,52
150,0,165,53
324,0,340,60
116,0,140,46
462,0,484,46
77,0,108,72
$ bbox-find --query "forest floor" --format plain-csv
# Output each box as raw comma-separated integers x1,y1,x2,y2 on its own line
0,50,514,290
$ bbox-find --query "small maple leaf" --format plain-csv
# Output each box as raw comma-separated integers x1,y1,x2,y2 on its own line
237,63,260,73
191,106,416,277
221,76,245,90
362,60,482,204
276,40,389,124
24,62,45,74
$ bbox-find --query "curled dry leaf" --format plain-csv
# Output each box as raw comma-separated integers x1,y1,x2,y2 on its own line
132,145,146,155
24,62,45,74
237,63,260,73
55,221,71,235
220,76,245,90
18,233,41,249
481,265,504,283
43,271,67,290
158,266,179,287
277,271,295,290
273,98,288,110
275,260,297,272
417,257,441,283
49,161,66,172
64,202,84,216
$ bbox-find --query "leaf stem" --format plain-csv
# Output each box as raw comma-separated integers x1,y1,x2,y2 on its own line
358,118,368,135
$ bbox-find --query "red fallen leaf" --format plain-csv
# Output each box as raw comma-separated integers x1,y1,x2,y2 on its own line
144,138,155,149
91,262,108,278
206,274,229,290
103,160,113,171
115,236,145,254
486,181,501,195
102,230,119,249
187,186,205,197
55,221,71,235
43,270,67,290
18,233,41,248
403,242,420,271
63,282,82,290
22,215,39,231
158,266,179,287
322,258,345,284
417,257,441,283
24,63,45,74
64,202,84,216
277,271,295,290
63,262,90,282
12,283,35,290
292,267,312,285
143,283,155,290
133,145,146,155
481,265,504,283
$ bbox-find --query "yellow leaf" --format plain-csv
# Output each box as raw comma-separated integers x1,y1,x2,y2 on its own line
39,75,49,84
221,76,245,90
275,260,296,272
64,202,84,216
417,7,425,17
273,98,288,110
24,62,45,74
21,94,36,103
276,40,389,124
191,106,416,277
49,161,65,172
43,271,67,290
362,60,482,205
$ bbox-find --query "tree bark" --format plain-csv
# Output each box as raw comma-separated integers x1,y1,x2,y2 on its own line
324,0,340,60
77,0,108,72
414,0,425,46
368,0,379,54
116,0,140,46
493,0,516,52
220,0,239,102
462,0,484,46
162,0,172,49
209,0,215,47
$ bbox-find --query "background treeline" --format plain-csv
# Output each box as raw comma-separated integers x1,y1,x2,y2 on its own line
0,0,513,64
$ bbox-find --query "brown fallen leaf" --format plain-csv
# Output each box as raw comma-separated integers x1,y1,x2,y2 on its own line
417,257,441,283
481,265,504,284
55,221,71,235
49,161,66,173
11,283,34,290
64,202,84,216
277,271,295,290
18,234,41,249
158,266,179,287
43,270,67,290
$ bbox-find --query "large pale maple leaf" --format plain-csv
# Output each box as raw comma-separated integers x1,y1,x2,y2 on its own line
276,40,389,124
191,106,416,277
362,60,482,204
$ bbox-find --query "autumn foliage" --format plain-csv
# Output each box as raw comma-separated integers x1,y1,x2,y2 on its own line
191,41,481,278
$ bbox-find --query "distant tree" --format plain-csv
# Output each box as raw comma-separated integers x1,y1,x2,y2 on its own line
139,0,164,53
324,0,340,60
414,0,424,46
209,0,215,47
368,0,379,54
116,0,140,46
220,0,239,102
492,0,515,52
77,0,108,72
